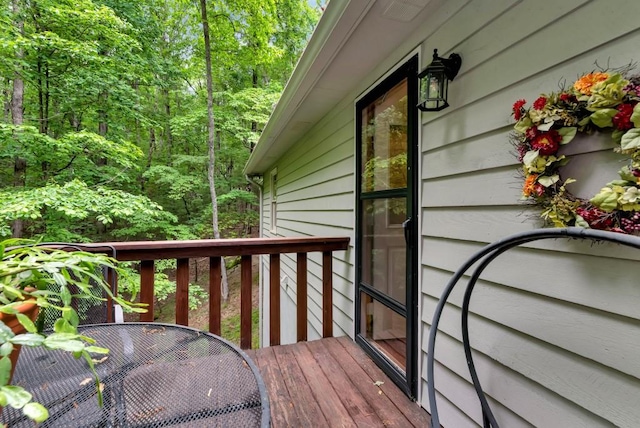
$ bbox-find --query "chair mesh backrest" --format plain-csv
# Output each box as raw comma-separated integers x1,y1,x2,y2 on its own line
37,266,111,331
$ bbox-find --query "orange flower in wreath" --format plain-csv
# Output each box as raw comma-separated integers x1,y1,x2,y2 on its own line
573,72,609,95
522,174,539,197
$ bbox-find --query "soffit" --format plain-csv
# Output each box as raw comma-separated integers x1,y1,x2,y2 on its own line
244,0,436,175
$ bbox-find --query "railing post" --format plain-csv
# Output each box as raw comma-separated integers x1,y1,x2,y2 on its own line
140,260,155,322
175,258,189,326
322,251,333,338
209,257,221,335
270,254,281,346
240,255,252,349
296,253,307,342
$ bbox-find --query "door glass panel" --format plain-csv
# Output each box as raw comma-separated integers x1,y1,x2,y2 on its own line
361,198,406,305
361,81,408,192
361,292,407,372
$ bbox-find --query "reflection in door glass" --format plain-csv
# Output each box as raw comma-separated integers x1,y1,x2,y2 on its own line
361,81,408,193
361,292,407,372
361,198,406,305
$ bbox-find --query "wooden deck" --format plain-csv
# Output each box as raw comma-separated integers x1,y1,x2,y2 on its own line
246,336,431,427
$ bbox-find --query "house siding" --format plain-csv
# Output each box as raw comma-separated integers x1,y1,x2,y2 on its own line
259,103,356,345
418,0,640,426
256,0,640,426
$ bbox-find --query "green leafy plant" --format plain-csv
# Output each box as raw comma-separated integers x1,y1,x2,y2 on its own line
0,239,146,423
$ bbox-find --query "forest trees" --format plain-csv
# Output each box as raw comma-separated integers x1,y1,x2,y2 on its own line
0,0,320,242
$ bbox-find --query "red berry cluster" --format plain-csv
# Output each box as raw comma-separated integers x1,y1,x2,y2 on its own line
620,212,640,234
576,206,615,230
558,93,577,104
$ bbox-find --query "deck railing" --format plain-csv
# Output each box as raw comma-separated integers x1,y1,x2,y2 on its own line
82,237,350,349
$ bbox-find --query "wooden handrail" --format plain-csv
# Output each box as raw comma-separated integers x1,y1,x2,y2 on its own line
79,237,350,349
81,237,349,260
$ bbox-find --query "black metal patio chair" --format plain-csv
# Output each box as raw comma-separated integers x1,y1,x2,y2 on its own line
426,227,640,428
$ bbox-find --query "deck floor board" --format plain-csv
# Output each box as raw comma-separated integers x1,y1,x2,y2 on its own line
247,337,431,427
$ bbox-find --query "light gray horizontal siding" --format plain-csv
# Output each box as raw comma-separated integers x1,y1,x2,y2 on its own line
259,100,356,344
418,0,640,426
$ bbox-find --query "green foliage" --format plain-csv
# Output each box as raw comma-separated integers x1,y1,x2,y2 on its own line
0,0,319,240
0,180,173,240
117,262,206,310
0,239,145,423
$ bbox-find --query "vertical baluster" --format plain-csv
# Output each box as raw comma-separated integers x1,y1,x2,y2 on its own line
175,258,189,326
140,260,155,322
209,257,221,335
240,255,252,349
296,252,307,342
270,254,281,346
106,267,115,323
322,251,333,338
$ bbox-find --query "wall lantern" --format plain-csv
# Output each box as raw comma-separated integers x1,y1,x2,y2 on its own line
417,49,462,112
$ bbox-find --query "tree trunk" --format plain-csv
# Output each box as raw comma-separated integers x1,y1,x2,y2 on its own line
200,0,229,300
11,0,25,238
164,88,172,152
3,78,11,121
250,69,258,152
98,92,108,137
141,127,156,192
133,81,141,146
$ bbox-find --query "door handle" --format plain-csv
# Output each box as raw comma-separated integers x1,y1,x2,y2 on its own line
402,217,411,246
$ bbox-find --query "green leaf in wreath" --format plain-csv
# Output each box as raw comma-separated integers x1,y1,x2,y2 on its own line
612,129,625,145
589,108,617,128
618,166,637,182
590,187,619,212
514,117,532,134
23,402,49,423
608,180,631,186
631,103,640,128
621,128,640,150
537,175,560,187
558,127,577,144
574,214,590,228
578,115,591,127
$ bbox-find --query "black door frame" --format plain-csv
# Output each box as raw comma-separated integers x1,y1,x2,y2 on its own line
354,55,419,399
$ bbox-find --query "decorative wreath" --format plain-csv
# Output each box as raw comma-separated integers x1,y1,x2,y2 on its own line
512,69,640,234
